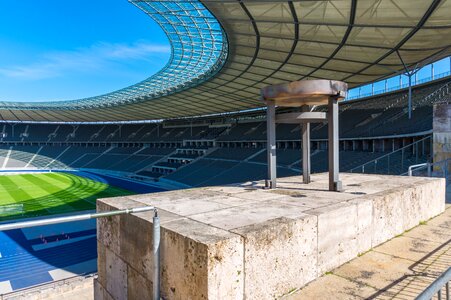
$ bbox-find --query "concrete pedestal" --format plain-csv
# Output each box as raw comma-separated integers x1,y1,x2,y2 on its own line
95,173,446,300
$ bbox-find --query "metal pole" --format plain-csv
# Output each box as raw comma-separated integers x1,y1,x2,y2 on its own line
416,142,419,163
416,267,451,300
402,148,404,172
328,96,342,191
432,63,434,80
266,100,277,189
153,211,161,300
0,206,155,231
408,73,412,119
388,155,390,174
301,105,311,184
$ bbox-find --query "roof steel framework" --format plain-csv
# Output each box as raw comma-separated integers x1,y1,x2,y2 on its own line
0,0,450,122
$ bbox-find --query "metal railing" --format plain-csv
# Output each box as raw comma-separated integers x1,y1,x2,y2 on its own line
408,162,432,177
407,158,450,182
416,267,451,300
349,136,431,175
346,70,451,101
0,206,161,300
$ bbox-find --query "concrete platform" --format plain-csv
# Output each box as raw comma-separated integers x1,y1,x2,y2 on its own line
286,204,451,300
94,173,446,300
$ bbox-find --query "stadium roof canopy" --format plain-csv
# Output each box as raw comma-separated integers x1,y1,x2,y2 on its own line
1,0,451,122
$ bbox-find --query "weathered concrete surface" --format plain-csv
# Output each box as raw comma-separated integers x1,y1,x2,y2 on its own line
1,276,94,300
95,173,446,300
433,103,451,173
286,205,451,300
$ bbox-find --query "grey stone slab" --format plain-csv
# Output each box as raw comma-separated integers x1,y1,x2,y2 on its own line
105,247,127,300
127,265,152,300
307,202,360,274
151,198,231,217
231,216,318,300
267,195,339,209
426,207,451,229
189,200,311,231
333,251,414,290
287,274,378,300
97,201,122,253
374,236,442,262
94,279,110,300
161,218,244,300
403,223,451,244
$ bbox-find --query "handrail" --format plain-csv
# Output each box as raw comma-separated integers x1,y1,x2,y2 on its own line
0,206,161,300
406,158,450,180
350,135,431,173
415,267,451,300
408,163,431,177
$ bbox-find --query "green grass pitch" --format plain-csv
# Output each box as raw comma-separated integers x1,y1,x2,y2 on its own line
0,172,133,220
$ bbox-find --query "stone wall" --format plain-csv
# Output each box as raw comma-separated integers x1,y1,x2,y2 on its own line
433,103,451,173
94,174,446,300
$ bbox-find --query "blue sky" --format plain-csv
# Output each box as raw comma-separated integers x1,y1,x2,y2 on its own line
0,0,170,102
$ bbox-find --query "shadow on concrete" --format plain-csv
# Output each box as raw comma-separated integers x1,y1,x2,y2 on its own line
366,238,450,299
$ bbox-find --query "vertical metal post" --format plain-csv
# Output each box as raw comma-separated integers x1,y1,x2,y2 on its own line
266,100,277,188
431,63,434,80
408,74,412,119
328,96,342,191
153,210,161,300
388,155,390,174
402,148,404,172
301,105,311,184
422,139,425,157
446,281,449,300
416,142,419,163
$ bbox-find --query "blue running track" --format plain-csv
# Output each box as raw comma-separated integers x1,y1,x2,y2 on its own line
0,171,165,293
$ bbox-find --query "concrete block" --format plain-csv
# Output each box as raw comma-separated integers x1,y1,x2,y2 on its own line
94,278,113,300
189,200,309,231
370,188,404,247
231,216,317,300
161,218,244,300
127,265,152,300
119,213,154,282
105,246,127,300
96,174,445,300
353,198,373,254
97,201,121,254
307,202,359,274
97,241,107,287
414,178,445,223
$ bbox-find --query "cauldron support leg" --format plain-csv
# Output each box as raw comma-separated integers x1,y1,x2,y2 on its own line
266,100,277,189
301,105,311,184
328,97,342,191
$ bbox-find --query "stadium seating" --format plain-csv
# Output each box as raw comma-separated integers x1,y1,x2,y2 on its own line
0,77,447,187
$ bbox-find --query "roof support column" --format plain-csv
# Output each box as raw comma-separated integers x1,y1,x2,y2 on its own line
266,100,277,189
408,74,412,119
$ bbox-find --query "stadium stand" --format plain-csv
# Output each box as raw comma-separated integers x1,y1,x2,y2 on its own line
0,77,448,186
